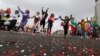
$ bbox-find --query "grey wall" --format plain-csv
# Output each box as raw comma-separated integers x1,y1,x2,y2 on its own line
96,0,100,25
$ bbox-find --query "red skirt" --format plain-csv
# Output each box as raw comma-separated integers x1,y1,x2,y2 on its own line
71,25,77,34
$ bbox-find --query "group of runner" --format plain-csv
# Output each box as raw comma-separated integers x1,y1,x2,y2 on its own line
0,7,99,38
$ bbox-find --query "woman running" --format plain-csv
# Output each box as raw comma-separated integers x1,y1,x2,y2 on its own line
47,13,60,35
70,17,77,36
92,18,98,38
0,8,11,30
32,11,41,35
18,6,30,33
60,15,72,38
85,17,92,38
78,19,87,38
0,9,4,27
8,10,20,31
76,22,82,37
0,9,2,20
40,7,48,32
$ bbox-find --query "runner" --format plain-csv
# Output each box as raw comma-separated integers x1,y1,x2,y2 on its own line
47,13,60,36
8,10,20,32
32,11,41,35
40,7,48,32
78,19,87,38
60,15,73,38
0,8,11,30
0,9,4,27
70,17,77,36
18,6,30,33
0,9,2,20
92,18,98,38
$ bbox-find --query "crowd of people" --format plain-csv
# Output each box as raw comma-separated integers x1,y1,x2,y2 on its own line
0,7,100,39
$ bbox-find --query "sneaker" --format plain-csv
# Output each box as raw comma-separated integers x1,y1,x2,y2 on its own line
40,32,43,34
40,30,43,32
99,38,100,40
20,32,24,34
32,33,34,36
66,35,68,38
10,30,13,33
64,35,67,38
86,36,89,39
80,36,83,38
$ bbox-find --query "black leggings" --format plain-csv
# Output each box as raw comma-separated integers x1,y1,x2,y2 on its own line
63,25,68,36
40,20,45,29
0,15,1,20
8,20,17,31
0,20,6,27
47,21,53,34
0,14,10,27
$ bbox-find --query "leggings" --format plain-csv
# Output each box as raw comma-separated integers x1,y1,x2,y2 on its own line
8,20,17,31
63,25,68,36
19,20,27,31
47,21,53,35
0,15,1,20
81,28,85,37
40,19,45,30
0,20,5,27
32,22,40,33
93,26,97,33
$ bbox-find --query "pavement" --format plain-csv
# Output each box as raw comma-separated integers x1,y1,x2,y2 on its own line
0,31,100,56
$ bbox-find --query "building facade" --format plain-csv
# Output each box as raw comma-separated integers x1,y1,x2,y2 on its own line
95,0,100,25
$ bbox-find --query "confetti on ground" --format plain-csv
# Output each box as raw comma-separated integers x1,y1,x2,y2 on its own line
0,44,3,47
0,31,100,56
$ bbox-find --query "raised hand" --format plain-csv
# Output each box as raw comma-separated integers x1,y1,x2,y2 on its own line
47,8,49,10
59,16,62,18
17,6,24,14
42,7,44,9
46,8,49,13
18,6,20,8
70,15,72,17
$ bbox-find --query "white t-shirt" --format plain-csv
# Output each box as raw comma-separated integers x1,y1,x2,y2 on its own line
12,14,19,20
